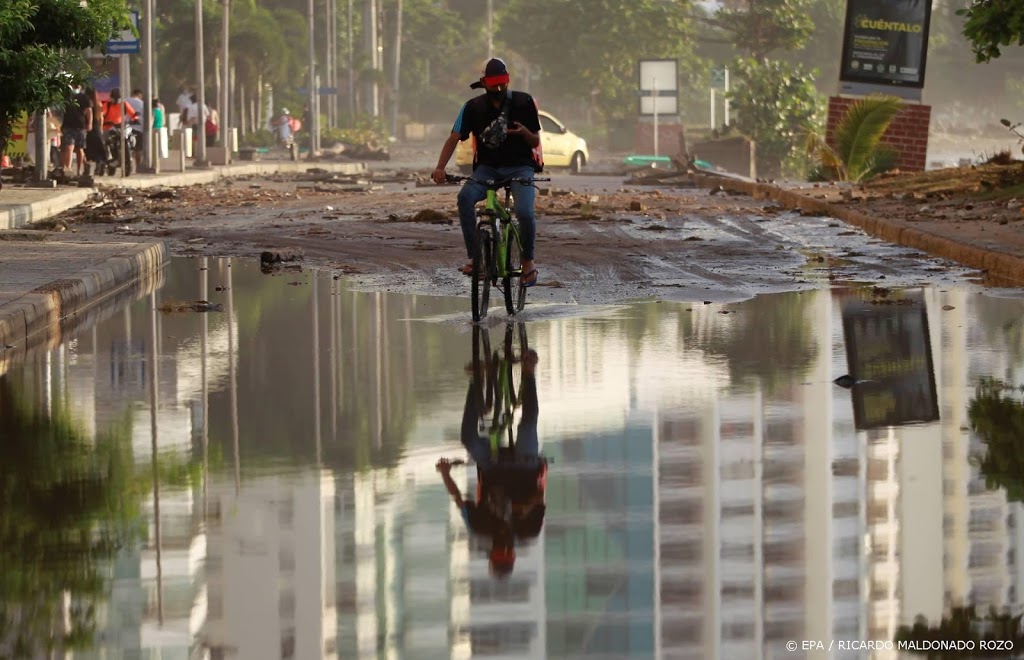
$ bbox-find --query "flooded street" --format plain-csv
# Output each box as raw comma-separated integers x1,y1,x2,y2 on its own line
4,256,1024,658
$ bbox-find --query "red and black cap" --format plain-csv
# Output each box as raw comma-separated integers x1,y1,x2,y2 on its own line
470,58,510,90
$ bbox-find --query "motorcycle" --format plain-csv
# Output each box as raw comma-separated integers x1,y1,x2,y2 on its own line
102,122,138,176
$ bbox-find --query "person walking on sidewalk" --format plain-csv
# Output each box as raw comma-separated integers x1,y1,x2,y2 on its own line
84,87,106,175
59,84,92,178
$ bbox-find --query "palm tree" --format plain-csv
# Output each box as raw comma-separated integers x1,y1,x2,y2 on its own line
806,94,903,182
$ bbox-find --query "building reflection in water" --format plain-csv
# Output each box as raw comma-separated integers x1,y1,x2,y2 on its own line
5,257,1024,658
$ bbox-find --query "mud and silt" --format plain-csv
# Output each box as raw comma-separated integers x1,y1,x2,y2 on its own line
45,169,988,306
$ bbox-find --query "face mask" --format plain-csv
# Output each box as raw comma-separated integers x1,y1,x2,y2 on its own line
486,89,505,103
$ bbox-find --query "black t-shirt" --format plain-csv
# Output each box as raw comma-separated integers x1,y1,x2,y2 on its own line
453,90,541,169
62,92,91,130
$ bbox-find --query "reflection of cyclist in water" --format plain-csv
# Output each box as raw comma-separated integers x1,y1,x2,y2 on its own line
436,327,546,578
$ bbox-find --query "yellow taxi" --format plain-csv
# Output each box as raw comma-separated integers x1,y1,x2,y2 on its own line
455,110,589,174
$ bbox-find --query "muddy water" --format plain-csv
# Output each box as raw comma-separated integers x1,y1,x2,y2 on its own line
2,257,1024,658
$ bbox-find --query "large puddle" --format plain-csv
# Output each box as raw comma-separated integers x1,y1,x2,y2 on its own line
3,257,1024,658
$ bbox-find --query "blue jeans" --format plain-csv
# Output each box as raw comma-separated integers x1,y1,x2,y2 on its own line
457,164,537,261
461,373,539,469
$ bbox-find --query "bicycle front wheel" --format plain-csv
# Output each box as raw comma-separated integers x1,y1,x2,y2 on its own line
503,227,526,315
472,225,492,322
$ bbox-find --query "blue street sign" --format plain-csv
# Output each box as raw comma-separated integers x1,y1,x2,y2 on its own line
107,11,140,55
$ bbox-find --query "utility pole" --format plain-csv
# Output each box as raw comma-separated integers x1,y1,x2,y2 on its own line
32,111,51,186
195,0,208,165
307,0,317,159
347,0,355,122
221,0,231,162
391,0,402,137
364,0,379,116
143,0,157,172
326,0,337,128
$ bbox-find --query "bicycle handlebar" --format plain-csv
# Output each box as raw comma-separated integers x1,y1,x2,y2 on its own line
439,456,552,467
445,174,550,188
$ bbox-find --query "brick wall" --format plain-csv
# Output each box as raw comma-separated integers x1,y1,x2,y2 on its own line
826,96,931,172
633,121,686,156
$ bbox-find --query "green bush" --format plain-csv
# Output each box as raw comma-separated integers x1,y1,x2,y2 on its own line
295,115,390,149
727,58,823,178
240,129,275,149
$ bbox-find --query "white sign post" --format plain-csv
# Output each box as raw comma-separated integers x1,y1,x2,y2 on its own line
639,59,678,157
710,66,730,130
652,77,658,157
724,67,731,126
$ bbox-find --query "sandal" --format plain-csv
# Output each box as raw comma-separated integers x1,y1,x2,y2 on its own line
458,263,474,276
521,269,539,287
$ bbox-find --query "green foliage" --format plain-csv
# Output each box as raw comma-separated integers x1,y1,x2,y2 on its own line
969,378,1024,502
498,0,698,121
240,128,275,149
320,116,390,147
0,0,132,158
296,114,390,150
153,0,307,118
895,606,1024,654
806,95,903,182
727,58,823,178
398,0,477,123
0,375,143,654
1000,118,1024,156
787,0,845,95
957,0,1024,63
715,0,816,60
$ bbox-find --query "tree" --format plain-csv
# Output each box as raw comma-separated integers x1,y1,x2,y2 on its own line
708,0,824,177
958,0,1024,63
714,0,815,61
727,58,821,177
0,0,131,165
498,0,699,122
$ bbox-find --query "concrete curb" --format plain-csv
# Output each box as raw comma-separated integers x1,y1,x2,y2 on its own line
693,174,1024,285
96,159,368,190
0,188,96,230
0,239,168,350
0,160,368,229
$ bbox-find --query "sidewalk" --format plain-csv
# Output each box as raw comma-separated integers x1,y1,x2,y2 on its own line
0,158,367,358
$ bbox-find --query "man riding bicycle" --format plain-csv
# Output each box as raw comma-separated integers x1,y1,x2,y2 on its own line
436,342,545,578
431,57,543,288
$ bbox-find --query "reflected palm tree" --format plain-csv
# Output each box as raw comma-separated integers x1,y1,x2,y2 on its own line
0,374,143,655
969,378,1024,501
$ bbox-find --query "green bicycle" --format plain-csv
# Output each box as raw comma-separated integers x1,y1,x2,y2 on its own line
448,174,549,322
448,322,544,467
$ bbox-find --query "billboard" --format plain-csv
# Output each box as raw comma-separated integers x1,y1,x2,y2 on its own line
840,292,939,430
838,0,932,91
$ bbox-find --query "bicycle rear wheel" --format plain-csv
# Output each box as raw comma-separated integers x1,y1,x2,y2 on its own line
503,227,526,315
471,225,492,322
